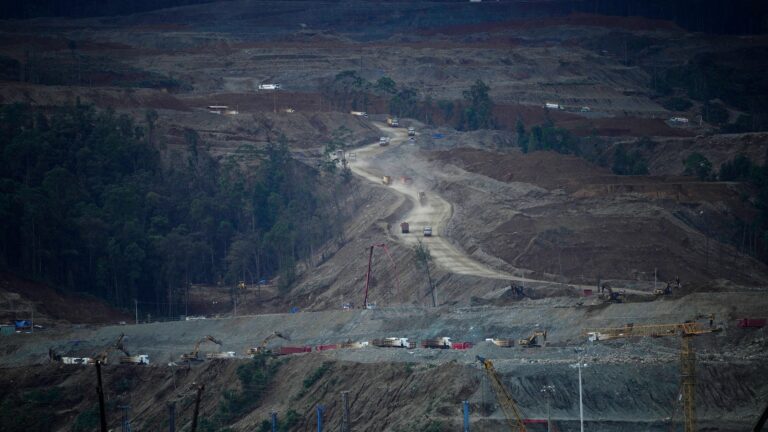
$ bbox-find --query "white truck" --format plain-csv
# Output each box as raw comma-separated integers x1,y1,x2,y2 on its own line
423,226,432,237
258,84,281,90
387,117,399,127
350,111,368,117
407,127,416,136
379,136,390,146
545,102,564,110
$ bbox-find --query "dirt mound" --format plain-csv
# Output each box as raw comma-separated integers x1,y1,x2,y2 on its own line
429,147,609,191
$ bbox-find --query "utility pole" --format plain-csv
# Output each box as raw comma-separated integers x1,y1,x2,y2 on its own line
191,384,204,432
462,400,470,432
134,299,138,324
95,361,108,432
168,402,176,432
341,391,351,432
30,306,34,334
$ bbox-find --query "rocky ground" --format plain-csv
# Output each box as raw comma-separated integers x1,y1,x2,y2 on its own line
2,2,768,431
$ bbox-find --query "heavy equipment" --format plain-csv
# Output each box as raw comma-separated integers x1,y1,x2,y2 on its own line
180,335,223,362
486,338,515,347
599,283,625,303
246,332,290,356
477,356,527,431
421,337,452,349
583,317,721,432
371,337,415,348
382,175,392,185
387,116,399,127
91,333,130,364
518,330,547,348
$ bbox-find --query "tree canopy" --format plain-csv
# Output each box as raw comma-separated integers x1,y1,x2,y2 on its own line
0,103,338,315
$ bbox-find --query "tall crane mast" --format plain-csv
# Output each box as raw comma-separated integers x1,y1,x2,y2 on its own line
362,243,400,309
476,356,527,432
584,318,720,432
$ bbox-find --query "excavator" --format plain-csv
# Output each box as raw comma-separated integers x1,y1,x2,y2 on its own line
180,335,223,362
246,332,290,356
518,330,547,348
599,283,625,303
91,333,130,364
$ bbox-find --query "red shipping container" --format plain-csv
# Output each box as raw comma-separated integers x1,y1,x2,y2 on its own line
277,346,312,355
738,318,767,328
452,342,473,350
316,344,338,351
583,289,593,296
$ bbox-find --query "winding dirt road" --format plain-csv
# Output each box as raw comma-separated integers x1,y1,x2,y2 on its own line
348,122,654,298
349,122,516,280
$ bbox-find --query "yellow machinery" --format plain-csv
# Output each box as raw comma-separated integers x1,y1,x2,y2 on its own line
92,333,129,364
583,318,721,432
246,331,290,356
477,356,527,432
180,335,223,361
518,330,547,348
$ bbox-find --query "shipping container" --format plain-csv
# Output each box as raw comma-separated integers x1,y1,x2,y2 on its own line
277,346,312,355
738,318,767,328
316,344,338,351
400,222,409,233
451,342,473,350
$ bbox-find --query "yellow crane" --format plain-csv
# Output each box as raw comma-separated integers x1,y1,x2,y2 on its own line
477,356,527,432
583,317,721,432
180,335,223,362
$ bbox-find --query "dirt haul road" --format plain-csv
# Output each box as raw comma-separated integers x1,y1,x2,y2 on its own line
349,123,515,280
349,123,657,298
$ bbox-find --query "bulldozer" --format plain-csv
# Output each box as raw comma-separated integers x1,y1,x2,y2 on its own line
518,330,547,348
180,335,223,362
246,332,290,356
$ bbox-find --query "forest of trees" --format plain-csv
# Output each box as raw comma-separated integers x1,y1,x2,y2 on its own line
0,102,340,315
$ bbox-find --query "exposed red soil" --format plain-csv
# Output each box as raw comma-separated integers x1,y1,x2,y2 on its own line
420,12,681,37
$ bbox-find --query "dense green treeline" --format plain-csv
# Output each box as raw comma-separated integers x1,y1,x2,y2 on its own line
0,103,338,314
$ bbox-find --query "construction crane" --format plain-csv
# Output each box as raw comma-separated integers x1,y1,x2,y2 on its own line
476,356,527,432
180,335,223,362
583,317,721,432
92,333,130,364
518,330,547,348
362,243,400,309
245,331,290,356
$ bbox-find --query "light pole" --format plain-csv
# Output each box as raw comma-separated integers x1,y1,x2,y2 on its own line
541,384,555,432
571,360,588,432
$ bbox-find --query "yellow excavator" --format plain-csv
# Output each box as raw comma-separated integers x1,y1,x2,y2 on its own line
518,330,547,348
91,333,130,364
477,356,527,431
180,335,223,362
246,331,290,356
